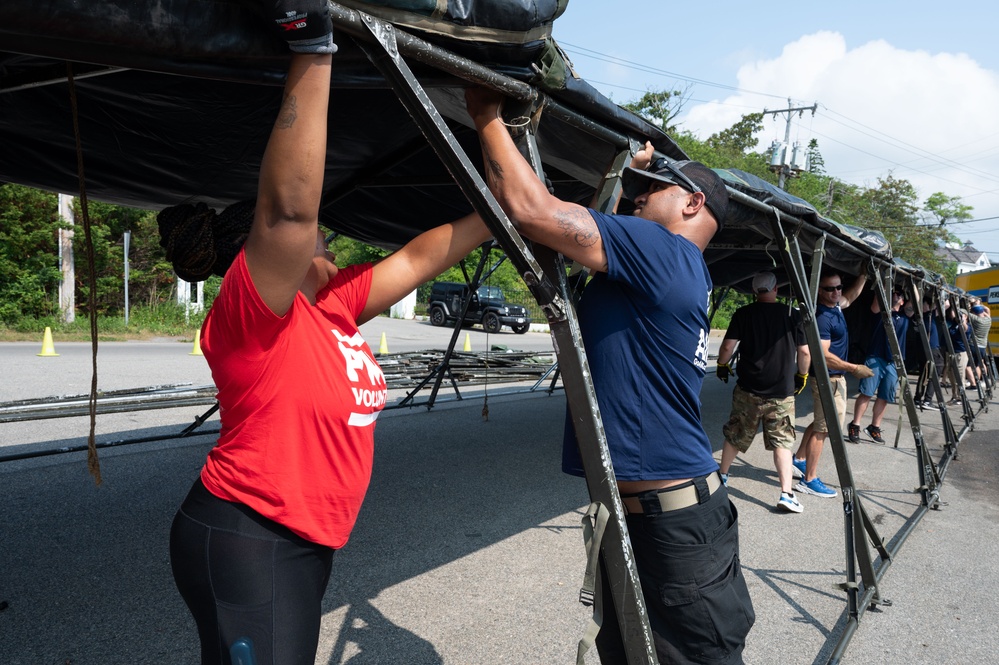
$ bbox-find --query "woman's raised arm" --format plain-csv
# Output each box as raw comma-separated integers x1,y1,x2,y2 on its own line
243,53,333,316
359,213,492,324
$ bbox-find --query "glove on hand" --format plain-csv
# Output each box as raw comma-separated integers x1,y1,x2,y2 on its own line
850,363,875,379
794,372,808,395
271,0,337,54
716,362,731,383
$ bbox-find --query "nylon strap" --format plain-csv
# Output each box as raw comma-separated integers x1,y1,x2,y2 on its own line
576,501,609,664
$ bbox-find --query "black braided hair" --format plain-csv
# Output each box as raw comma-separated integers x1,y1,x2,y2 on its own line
157,200,255,281
212,200,255,277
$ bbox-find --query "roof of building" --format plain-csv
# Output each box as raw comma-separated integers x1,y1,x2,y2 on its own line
937,242,990,266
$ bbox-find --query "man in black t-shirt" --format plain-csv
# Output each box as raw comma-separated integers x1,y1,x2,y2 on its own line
717,272,810,513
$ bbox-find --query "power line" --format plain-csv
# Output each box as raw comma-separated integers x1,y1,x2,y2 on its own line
557,41,787,101
819,107,999,186
558,41,999,198
556,39,999,244
806,128,999,197
584,78,763,111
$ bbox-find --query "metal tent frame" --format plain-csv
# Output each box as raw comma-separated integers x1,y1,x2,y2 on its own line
333,7,994,664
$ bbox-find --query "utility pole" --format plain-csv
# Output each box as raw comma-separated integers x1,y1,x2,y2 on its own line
763,98,818,189
123,230,131,326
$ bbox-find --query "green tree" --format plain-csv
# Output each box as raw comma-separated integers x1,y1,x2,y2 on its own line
126,212,178,307
621,88,688,135
786,172,835,212
705,112,765,156
923,192,973,227
433,244,525,293
805,138,825,175
327,233,390,267
675,113,771,178
921,192,973,280
71,201,176,315
845,174,949,273
0,184,62,323
710,288,752,330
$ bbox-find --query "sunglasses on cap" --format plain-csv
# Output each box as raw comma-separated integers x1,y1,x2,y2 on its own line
820,284,843,292
647,157,702,195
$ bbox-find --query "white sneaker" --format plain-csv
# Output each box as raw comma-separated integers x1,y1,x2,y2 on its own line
777,492,803,513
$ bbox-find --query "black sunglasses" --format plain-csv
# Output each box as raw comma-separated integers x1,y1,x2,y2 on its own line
820,284,844,292
648,157,702,194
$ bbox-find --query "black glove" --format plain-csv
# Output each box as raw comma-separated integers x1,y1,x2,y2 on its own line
271,0,337,54
716,362,731,383
794,372,808,395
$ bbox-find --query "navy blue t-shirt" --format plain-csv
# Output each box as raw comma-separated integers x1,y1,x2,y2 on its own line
562,210,717,482
949,317,966,353
921,311,940,349
867,310,909,362
815,303,849,376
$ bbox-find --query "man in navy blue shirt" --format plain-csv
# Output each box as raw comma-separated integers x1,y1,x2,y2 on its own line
847,291,909,444
467,88,754,665
791,271,871,499
913,299,944,407
946,304,969,404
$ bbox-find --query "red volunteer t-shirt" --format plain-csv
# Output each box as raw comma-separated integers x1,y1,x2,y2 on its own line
199,249,386,548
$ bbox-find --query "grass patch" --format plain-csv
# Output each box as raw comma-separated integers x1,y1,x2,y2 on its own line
0,303,205,342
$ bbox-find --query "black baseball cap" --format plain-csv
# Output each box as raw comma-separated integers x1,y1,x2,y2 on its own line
621,158,729,231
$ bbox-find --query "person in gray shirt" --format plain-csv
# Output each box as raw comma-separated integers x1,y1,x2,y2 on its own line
968,299,992,384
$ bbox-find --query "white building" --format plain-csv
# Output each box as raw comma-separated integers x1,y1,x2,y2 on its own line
937,241,991,274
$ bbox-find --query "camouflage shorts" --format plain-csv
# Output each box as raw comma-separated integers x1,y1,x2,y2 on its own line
722,385,797,452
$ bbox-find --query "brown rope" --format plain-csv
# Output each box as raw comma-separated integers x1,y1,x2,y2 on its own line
66,61,102,485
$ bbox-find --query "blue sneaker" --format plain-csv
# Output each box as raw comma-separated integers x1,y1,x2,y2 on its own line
795,476,838,498
791,457,806,479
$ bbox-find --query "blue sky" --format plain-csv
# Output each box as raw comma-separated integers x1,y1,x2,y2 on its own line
550,1,999,260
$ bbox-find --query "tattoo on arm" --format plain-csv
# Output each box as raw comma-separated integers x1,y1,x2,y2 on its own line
486,157,504,182
276,94,298,129
553,208,598,247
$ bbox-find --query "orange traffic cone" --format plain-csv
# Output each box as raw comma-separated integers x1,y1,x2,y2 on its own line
37,327,59,357
189,329,203,356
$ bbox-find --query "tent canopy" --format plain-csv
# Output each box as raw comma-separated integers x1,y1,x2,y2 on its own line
1,0,898,289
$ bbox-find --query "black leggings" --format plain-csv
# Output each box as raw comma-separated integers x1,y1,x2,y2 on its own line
170,479,335,665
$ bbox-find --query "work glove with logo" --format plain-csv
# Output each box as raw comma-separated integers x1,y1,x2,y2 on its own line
716,362,731,383
270,0,337,54
794,372,808,395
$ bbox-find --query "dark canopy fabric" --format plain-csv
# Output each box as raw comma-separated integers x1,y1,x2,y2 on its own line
706,168,892,292
0,0,684,251
0,0,906,290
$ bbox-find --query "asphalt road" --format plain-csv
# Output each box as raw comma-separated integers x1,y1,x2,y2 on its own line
1,317,996,664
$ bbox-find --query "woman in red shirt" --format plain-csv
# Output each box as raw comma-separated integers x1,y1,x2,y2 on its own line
158,11,491,663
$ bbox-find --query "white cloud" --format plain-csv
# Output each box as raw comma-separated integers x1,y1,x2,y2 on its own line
680,32,999,250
